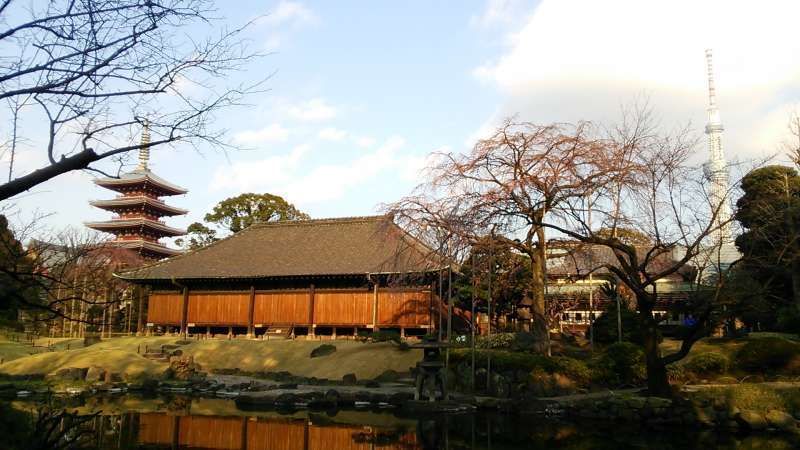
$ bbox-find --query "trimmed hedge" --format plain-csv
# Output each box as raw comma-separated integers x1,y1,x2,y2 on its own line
734,337,800,373
448,349,591,383
684,352,730,376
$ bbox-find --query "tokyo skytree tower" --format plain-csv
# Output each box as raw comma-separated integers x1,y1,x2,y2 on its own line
702,49,732,242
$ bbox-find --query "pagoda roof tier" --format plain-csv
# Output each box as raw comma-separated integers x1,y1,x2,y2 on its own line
104,239,183,259
89,196,188,216
85,218,186,237
95,169,187,196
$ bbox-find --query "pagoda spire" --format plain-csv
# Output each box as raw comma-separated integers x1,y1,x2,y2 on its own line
137,119,151,171
703,49,731,241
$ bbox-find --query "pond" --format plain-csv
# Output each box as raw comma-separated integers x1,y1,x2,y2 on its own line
1,395,798,450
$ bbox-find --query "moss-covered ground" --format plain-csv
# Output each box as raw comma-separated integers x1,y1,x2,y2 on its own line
0,336,421,380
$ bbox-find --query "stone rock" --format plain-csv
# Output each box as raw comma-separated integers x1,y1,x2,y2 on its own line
50,367,88,381
765,410,797,432
84,366,106,383
104,372,122,383
274,393,299,405
489,373,511,398
389,392,412,405
374,369,400,383
324,389,340,404
342,373,357,385
310,344,337,358
736,410,768,431
278,383,298,390
364,380,380,388
169,355,201,381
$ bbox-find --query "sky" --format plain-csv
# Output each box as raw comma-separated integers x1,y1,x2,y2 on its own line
4,0,800,244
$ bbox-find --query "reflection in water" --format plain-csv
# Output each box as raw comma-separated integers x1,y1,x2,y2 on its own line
136,413,418,450
4,396,800,450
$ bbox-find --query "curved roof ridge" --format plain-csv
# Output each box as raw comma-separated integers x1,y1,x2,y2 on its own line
251,214,387,228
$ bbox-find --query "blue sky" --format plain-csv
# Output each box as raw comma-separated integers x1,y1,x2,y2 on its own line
5,0,799,243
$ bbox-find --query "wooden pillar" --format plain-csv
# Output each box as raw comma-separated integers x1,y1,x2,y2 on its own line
171,416,180,450
428,283,434,330
180,287,189,338
247,286,256,338
372,282,379,330
136,287,146,336
240,417,247,450
308,284,315,337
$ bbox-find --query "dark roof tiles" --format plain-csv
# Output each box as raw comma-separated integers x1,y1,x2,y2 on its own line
118,215,443,281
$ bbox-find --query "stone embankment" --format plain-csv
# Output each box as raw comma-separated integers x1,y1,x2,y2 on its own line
522,390,800,435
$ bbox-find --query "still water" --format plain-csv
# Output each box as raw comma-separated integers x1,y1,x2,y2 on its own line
3,395,799,450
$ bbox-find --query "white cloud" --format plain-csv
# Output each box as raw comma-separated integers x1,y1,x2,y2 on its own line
472,0,800,160
354,136,375,148
471,0,530,28
287,98,337,121
318,127,348,141
233,123,289,145
259,1,317,27
210,137,429,206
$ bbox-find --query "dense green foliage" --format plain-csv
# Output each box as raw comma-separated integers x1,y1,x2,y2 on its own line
589,300,650,345
683,352,730,376
177,193,310,249
452,243,532,321
448,348,591,383
734,165,800,326
591,342,646,386
0,215,39,323
734,337,800,373
475,332,538,351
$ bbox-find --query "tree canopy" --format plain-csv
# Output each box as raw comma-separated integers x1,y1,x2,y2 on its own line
178,193,310,249
734,165,800,314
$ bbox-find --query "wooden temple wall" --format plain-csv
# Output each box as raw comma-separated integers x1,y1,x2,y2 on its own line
146,287,434,332
137,413,418,450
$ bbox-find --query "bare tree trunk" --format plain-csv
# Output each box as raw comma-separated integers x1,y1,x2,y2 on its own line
639,294,671,397
793,259,800,314
530,247,550,354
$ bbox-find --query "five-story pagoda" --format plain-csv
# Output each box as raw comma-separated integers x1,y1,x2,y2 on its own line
86,123,187,259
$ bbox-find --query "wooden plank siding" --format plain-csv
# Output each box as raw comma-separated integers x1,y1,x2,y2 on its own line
177,416,244,450
146,292,183,325
312,289,373,326
137,413,175,446
378,289,431,326
137,414,418,450
187,292,250,326
147,287,432,329
247,419,306,450
253,291,310,325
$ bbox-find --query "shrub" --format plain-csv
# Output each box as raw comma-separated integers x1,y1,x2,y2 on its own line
448,349,590,386
475,332,538,351
476,333,515,350
359,330,401,344
734,337,800,373
684,352,730,376
592,342,646,386
589,302,660,345
776,307,800,334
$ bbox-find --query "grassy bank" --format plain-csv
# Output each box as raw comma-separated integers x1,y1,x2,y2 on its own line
0,336,422,380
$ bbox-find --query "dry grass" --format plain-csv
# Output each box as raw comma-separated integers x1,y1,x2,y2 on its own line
0,336,421,380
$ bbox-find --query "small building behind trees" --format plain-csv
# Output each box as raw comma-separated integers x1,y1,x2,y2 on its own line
118,215,445,338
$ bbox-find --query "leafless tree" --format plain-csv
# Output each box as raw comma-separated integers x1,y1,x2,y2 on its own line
1,210,147,336
786,111,800,167
0,0,264,200
390,120,621,353
538,106,748,396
